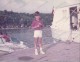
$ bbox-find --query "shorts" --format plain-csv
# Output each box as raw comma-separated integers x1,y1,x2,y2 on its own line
34,30,42,38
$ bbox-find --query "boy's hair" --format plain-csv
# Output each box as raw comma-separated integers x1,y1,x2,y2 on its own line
34,11,40,16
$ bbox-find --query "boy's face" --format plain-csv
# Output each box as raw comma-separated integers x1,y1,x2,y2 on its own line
35,16,40,21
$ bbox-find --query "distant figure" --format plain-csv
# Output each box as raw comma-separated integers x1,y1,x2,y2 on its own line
0,32,10,42
31,11,45,55
2,33,10,42
0,32,10,43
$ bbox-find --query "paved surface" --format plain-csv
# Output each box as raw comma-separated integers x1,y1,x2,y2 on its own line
0,42,80,62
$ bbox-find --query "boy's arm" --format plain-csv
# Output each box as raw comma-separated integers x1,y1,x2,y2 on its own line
31,21,39,29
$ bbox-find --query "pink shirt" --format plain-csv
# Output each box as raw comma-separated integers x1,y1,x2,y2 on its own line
31,19,44,30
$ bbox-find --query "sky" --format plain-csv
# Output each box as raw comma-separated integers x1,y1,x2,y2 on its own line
0,0,80,13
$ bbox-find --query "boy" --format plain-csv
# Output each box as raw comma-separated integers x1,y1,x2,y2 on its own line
31,11,45,55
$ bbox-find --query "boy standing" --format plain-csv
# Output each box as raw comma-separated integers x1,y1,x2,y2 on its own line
31,11,45,55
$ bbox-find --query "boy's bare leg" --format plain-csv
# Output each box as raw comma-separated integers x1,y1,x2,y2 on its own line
34,38,38,55
38,37,45,54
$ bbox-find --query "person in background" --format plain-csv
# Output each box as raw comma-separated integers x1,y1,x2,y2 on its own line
3,33,10,42
31,11,45,55
0,32,10,42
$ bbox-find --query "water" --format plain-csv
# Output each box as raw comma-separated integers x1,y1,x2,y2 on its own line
0,27,53,48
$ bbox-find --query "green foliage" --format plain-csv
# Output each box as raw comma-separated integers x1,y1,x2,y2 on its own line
0,10,53,28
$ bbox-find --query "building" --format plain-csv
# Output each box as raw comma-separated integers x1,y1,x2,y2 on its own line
51,2,80,43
